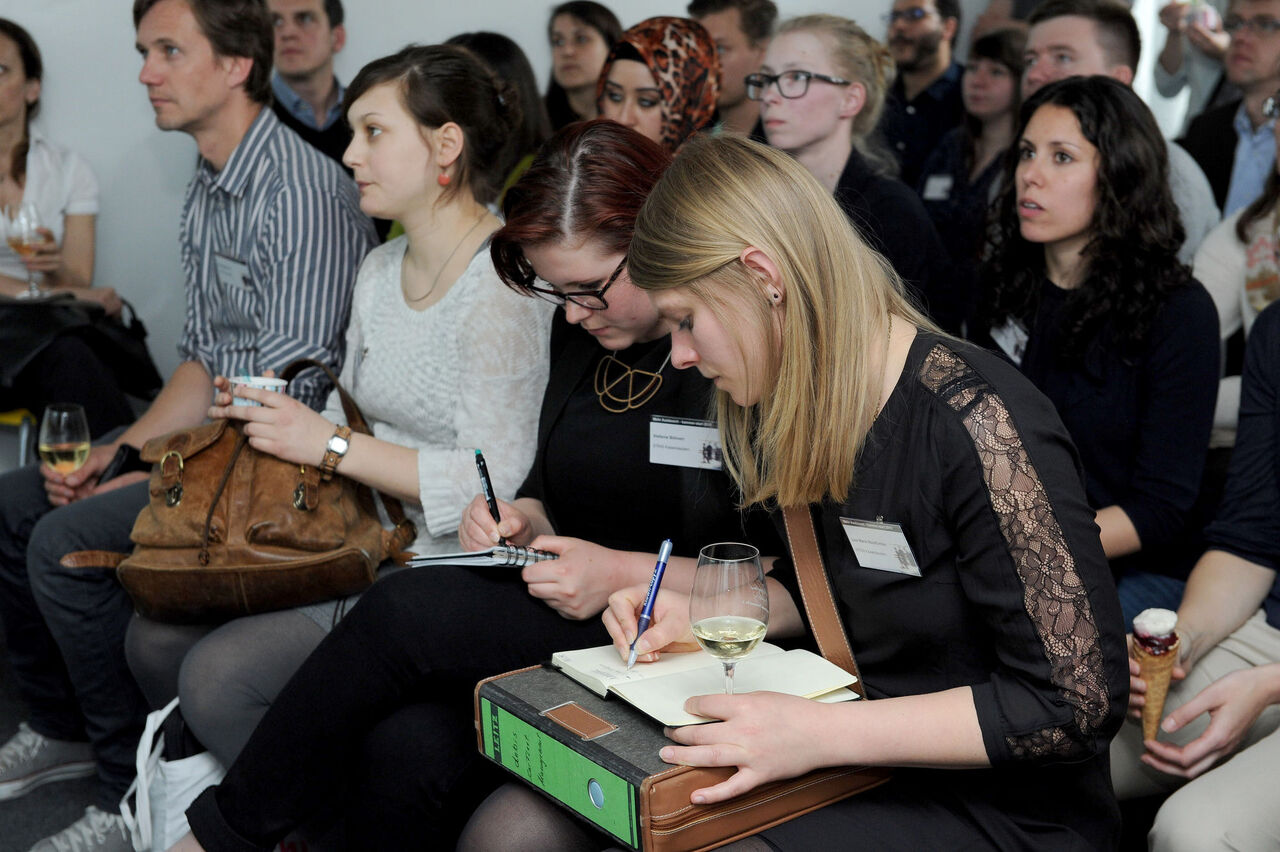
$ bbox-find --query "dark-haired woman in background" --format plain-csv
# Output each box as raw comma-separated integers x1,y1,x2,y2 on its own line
597,16,720,152
980,76,1219,629
0,18,136,437
545,1,622,130
445,31,551,200
167,120,780,852
917,28,1024,332
128,43,550,780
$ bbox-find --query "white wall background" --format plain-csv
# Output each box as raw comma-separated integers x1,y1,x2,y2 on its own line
2,0,1172,378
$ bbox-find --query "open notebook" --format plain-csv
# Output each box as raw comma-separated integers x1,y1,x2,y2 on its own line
551,643,859,726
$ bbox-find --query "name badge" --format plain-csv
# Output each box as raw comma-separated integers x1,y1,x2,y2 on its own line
989,318,1029,366
649,415,723,470
214,253,251,292
840,518,921,576
921,174,953,201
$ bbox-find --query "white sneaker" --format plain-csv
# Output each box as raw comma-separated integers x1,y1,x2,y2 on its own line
28,806,131,852
0,722,95,800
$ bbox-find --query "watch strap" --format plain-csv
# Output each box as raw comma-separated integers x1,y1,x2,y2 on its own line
319,425,352,481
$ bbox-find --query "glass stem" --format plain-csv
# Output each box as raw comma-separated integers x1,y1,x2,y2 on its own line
724,662,736,695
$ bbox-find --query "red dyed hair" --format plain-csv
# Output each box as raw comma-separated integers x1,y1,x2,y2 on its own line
491,119,673,293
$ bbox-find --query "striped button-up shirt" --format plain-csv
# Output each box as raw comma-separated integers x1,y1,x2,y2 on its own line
177,107,375,409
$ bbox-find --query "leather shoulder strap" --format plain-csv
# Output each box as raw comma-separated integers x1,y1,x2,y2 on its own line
280,358,409,530
782,504,865,697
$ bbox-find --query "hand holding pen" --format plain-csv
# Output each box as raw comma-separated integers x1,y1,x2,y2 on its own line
474,450,506,546
628,539,674,669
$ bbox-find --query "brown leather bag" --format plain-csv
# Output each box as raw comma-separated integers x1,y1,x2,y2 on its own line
63,360,416,623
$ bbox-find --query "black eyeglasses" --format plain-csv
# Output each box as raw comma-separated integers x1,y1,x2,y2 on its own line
745,70,852,101
527,254,626,310
883,7,932,24
1223,14,1280,34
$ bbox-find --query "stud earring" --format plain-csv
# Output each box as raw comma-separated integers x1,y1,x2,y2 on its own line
437,172,451,187
769,290,781,302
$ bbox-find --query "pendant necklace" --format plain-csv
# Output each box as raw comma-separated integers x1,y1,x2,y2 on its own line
594,348,672,413
404,212,487,304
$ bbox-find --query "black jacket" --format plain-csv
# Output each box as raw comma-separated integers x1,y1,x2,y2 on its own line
1177,99,1239,211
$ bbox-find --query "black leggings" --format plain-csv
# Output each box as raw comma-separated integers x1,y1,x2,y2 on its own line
185,565,611,851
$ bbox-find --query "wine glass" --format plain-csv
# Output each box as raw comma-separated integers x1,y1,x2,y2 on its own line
4,202,47,299
689,542,769,695
38,404,91,475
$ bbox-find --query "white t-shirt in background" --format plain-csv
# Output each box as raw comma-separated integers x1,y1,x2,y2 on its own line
0,129,99,281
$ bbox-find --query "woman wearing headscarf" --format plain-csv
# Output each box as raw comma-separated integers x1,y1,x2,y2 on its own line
597,16,720,153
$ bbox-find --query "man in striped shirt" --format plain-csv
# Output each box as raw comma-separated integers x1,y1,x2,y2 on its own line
0,1,374,847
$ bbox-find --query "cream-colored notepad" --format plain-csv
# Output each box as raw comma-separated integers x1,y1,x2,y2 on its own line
551,644,859,726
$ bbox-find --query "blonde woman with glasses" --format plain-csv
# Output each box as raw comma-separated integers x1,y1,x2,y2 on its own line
461,133,1128,850
748,14,952,328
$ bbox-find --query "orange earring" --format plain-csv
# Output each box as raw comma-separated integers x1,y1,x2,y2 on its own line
437,172,451,186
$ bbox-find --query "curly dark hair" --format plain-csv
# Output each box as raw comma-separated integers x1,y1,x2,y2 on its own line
980,76,1188,360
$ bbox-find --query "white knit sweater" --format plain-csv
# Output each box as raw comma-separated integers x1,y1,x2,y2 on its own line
321,236,552,552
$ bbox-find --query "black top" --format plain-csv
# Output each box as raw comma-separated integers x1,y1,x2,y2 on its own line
517,312,781,559
879,61,965,189
770,330,1127,848
270,100,352,169
916,127,1006,332
1177,98,1239,211
834,148,953,331
1019,277,1220,581
1205,301,1280,629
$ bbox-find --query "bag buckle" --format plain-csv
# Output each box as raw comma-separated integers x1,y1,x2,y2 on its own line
160,450,184,507
293,465,307,510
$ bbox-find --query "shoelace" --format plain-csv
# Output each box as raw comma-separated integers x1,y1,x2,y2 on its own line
0,724,44,770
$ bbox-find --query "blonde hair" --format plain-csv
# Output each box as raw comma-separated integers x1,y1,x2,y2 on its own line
628,134,935,507
776,15,895,149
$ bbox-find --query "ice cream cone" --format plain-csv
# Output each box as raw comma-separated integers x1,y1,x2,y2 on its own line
1134,635,1180,741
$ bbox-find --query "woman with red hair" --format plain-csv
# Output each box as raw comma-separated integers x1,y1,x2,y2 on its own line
170,120,780,852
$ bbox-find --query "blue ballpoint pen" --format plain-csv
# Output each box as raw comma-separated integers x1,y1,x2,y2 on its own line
627,538,674,670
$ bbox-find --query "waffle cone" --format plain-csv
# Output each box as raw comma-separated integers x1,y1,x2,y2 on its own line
1134,636,1180,741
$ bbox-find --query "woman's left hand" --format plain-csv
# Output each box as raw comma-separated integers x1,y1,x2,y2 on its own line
1140,666,1280,779
74,286,123,317
208,376,334,466
522,536,621,620
661,692,837,804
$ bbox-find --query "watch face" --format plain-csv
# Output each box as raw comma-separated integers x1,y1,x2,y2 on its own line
330,434,350,454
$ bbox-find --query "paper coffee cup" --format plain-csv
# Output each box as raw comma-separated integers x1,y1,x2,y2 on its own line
230,376,287,407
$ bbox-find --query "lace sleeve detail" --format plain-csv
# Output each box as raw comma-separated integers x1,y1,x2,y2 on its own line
919,344,1111,761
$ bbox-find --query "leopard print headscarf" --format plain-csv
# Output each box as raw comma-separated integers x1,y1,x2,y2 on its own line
596,17,720,153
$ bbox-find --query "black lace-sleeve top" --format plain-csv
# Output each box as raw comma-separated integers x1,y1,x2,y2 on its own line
771,330,1129,846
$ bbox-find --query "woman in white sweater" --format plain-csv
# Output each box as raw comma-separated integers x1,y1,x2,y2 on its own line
124,45,551,769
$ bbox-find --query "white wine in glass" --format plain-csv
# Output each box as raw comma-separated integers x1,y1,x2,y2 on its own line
689,542,769,695
4,202,47,299
38,404,91,474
